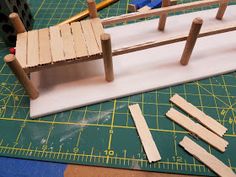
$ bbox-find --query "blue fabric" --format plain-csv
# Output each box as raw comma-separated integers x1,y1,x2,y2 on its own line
147,0,162,9
130,0,151,8
0,157,66,177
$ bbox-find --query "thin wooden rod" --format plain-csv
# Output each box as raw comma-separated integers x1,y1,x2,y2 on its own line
112,21,236,56
101,0,232,26
158,0,171,31
4,54,39,99
101,33,114,82
216,0,229,19
87,0,98,18
9,13,26,34
180,18,203,65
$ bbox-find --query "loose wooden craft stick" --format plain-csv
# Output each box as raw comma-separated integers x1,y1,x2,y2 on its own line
4,54,39,99
166,108,228,152
101,33,114,82
180,136,236,177
27,30,40,67
101,0,232,26
9,13,26,34
180,17,203,65
129,104,161,163
15,32,27,67
216,0,229,20
87,0,98,19
170,94,227,137
158,0,170,31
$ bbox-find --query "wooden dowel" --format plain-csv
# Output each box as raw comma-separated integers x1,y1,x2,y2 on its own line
180,17,203,65
101,0,232,26
216,1,228,20
87,0,98,18
101,33,114,82
158,0,170,31
9,13,26,34
4,54,39,99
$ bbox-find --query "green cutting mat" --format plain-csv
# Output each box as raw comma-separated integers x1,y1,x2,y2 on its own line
0,0,236,176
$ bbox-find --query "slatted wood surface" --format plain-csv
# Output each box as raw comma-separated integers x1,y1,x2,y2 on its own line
15,18,104,70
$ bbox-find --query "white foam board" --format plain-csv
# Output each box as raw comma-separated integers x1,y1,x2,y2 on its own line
30,6,236,118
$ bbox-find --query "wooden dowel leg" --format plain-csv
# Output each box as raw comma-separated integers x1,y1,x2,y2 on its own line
216,1,228,20
4,54,39,99
180,17,203,66
101,33,114,82
87,0,98,18
158,0,170,31
9,13,26,34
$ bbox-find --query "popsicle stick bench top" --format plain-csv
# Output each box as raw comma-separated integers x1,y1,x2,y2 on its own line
15,18,104,71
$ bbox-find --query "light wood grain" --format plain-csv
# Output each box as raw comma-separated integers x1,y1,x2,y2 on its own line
101,33,114,82
170,94,227,137
15,32,27,67
71,22,88,58
60,24,77,60
81,20,101,55
91,18,104,50
128,4,137,12
49,26,64,62
216,0,228,19
158,0,170,31
101,0,231,26
27,30,39,67
166,108,228,152
87,0,98,18
39,28,52,65
180,17,203,65
4,54,39,99
129,104,161,163
9,13,26,34
180,136,236,177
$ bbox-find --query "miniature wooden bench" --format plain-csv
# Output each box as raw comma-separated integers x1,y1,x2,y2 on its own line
4,0,236,101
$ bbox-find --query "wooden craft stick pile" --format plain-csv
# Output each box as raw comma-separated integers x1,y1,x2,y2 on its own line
166,94,235,177
129,94,236,177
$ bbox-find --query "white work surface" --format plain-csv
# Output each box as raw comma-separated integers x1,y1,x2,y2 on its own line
31,6,236,118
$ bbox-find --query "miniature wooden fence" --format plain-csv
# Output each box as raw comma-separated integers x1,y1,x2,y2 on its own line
101,0,234,26
5,0,236,100
112,22,236,56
